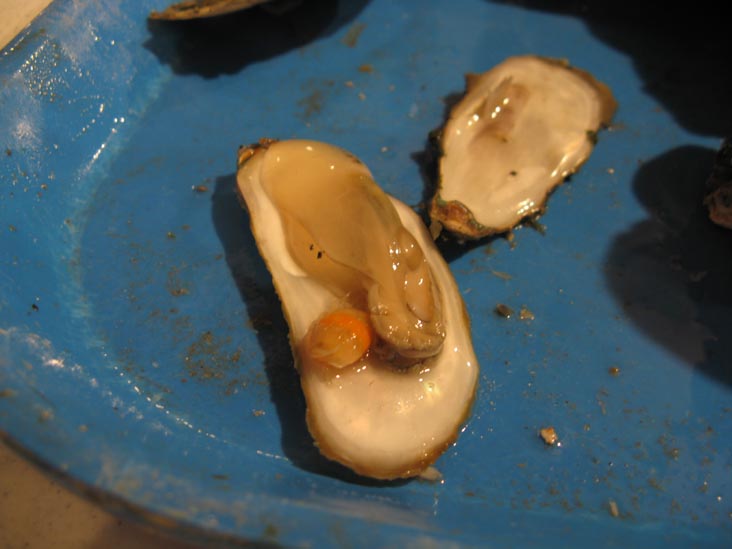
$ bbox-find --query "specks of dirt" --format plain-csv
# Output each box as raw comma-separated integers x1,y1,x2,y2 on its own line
38,409,54,423
358,63,374,73
212,474,229,481
519,306,535,321
0,389,16,398
297,81,332,120
252,409,265,417
166,267,189,297
539,426,559,446
608,499,620,518
119,350,174,399
491,269,512,281
8,225,17,232
596,388,609,415
166,231,176,240
263,523,279,540
341,22,365,47
30,303,39,312
78,424,88,433
169,287,189,297
657,435,681,461
5,148,11,156
184,330,241,381
608,366,621,376
494,303,514,318
192,184,209,193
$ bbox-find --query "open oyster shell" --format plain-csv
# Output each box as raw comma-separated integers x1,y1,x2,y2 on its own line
704,137,732,229
236,139,479,480
430,55,617,239
149,0,300,20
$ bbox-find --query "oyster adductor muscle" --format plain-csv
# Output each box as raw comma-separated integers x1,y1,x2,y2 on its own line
236,139,479,479
430,55,617,239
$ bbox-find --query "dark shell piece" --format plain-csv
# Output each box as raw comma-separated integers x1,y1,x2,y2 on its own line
704,138,732,229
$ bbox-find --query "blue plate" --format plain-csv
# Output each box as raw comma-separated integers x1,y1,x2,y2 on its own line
2,1,731,546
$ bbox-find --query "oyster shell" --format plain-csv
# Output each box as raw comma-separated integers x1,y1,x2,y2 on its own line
431,55,617,239
149,0,300,20
236,139,478,479
704,137,732,229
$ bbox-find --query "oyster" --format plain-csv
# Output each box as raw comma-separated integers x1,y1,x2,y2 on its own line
431,55,617,239
149,0,300,20
703,137,732,229
237,139,478,479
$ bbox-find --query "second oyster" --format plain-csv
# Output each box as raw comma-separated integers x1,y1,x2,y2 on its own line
431,55,617,239
704,138,732,229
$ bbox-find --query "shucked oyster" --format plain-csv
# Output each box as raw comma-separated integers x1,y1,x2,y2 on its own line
431,55,617,239
237,139,478,479
149,0,300,20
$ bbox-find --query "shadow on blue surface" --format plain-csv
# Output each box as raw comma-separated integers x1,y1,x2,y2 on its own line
604,145,732,387
491,0,732,138
144,0,371,78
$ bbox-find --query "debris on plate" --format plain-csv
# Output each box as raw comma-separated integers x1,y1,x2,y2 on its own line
430,55,617,239
539,426,559,446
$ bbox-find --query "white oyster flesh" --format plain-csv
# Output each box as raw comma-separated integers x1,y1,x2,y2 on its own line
431,55,617,239
237,139,479,479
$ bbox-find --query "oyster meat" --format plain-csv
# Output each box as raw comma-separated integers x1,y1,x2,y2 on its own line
237,139,478,479
431,55,617,239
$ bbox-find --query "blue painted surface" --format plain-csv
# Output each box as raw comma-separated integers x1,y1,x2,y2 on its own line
1,1,731,547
